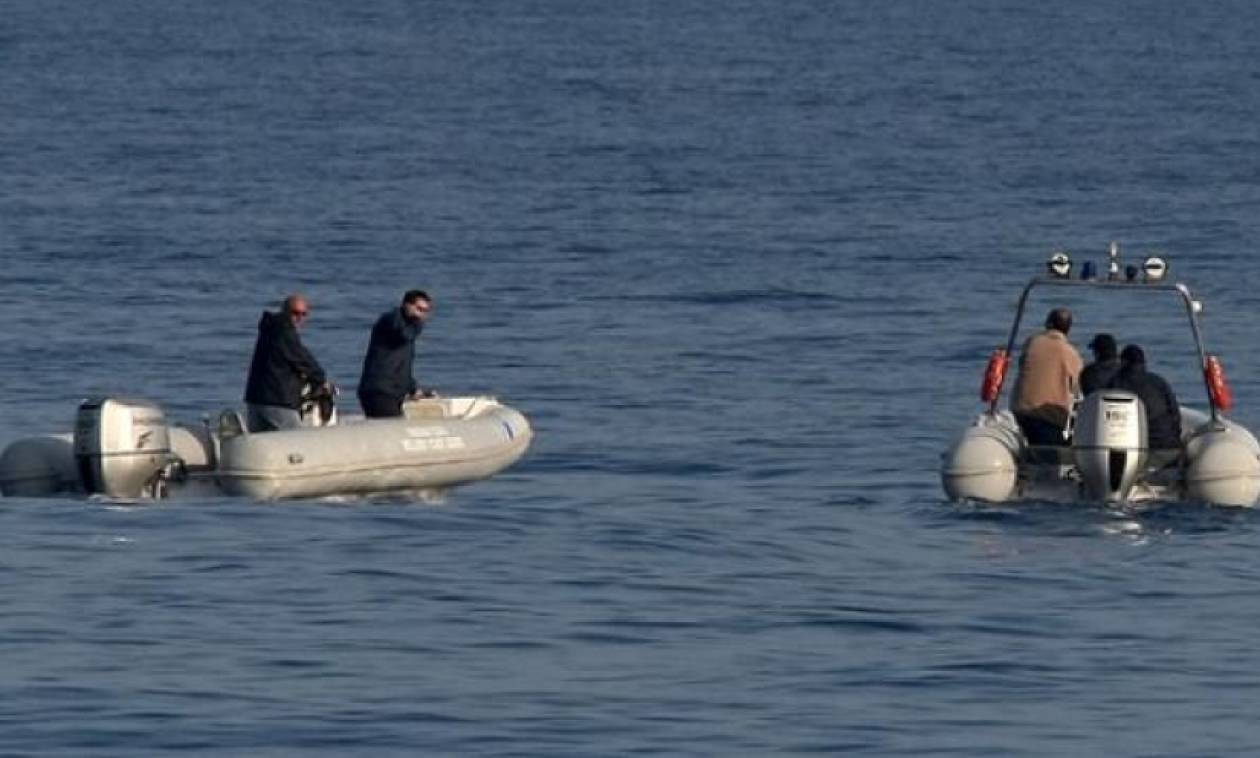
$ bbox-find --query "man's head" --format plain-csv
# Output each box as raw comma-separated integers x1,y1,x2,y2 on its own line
284,294,311,328
402,290,433,323
1120,344,1146,368
1045,307,1073,335
1088,333,1117,360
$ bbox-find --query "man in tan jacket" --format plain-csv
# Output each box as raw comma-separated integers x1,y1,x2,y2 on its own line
1010,307,1083,445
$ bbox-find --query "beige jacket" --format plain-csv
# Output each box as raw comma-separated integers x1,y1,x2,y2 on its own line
1010,330,1083,424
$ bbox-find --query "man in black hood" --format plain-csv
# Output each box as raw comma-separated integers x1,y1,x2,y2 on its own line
243,294,331,432
1079,333,1121,396
1109,344,1182,451
358,290,434,418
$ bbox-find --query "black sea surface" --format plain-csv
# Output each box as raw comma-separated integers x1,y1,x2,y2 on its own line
5,1,1260,755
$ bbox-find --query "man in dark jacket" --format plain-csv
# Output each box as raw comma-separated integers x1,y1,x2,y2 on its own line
358,290,434,418
1079,333,1121,396
244,294,330,432
1109,344,1182,450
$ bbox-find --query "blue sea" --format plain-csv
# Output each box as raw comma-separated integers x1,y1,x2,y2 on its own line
5,1,1260,754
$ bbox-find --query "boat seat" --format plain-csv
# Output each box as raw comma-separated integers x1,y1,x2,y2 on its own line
403,400,447,420
218,409,249,440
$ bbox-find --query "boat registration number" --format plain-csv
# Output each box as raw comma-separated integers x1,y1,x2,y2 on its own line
402,426,466,452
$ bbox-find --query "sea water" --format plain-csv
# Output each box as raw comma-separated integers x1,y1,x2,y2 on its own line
4,1,1260,754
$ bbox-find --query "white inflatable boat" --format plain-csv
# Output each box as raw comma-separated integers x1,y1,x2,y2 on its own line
942,244,1260,507
0,395,532,502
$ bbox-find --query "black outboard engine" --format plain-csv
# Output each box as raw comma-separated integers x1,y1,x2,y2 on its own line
1072,390,1149,502
74,397,175,499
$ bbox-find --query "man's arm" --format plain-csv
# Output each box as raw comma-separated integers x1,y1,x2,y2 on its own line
281,332,326,385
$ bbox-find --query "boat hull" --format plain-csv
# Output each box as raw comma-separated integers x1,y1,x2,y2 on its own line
216,400,532,500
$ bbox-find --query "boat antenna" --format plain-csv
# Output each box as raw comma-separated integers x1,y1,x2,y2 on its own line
1107,241,1121,280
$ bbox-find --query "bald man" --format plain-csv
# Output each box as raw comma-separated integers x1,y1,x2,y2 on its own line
1010,307,1083,446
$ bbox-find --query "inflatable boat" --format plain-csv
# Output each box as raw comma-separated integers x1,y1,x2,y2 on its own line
942,244,1260,507
0,395,532,502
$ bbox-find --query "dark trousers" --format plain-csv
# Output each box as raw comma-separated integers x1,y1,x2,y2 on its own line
1015,412,1069,446
359,392,402,418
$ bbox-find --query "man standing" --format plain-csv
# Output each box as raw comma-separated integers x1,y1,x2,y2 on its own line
244,294,331,432
1010,307,1084,446
358,290,434,418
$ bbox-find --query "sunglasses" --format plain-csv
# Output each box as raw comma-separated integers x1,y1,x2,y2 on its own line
292,309,310,318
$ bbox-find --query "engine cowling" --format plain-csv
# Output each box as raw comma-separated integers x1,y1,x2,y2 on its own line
74,397,174,499
1072,390,1148,502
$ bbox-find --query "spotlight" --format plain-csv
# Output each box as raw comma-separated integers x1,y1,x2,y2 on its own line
1047,252,1072,278
1143,256,1168,282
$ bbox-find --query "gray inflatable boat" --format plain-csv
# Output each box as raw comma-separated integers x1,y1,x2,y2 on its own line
0,395,532,502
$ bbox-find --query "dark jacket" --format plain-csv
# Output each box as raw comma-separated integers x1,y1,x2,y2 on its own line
1109,365,1182,449
1079,358,1121,397
358,307,422,400
243,311,327,409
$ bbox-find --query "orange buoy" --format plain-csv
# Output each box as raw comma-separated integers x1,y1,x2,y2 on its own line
980,349,1009,403
1205,355,1234,412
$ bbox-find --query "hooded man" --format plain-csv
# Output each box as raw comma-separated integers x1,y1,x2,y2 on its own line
1109,344,1182,451
1079,332,1121,396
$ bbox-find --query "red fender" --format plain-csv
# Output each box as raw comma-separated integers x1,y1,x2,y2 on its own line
980,349,1010,404
1205,354,1234,412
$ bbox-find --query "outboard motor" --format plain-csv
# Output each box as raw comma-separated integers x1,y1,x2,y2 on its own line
1072,390,1149,502
74,397,175,499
